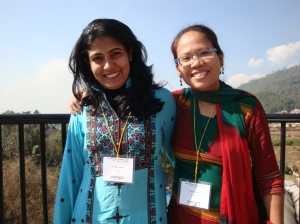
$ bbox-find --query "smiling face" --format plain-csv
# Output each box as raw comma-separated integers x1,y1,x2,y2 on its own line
87,36,132,90
175,31,223,91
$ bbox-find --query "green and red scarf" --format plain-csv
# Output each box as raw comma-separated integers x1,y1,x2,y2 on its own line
190,81,260,223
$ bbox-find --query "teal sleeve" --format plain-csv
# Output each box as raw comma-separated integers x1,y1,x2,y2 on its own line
53,112,85,224
157,88,176,167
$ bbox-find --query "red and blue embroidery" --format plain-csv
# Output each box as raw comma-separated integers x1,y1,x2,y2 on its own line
85,97,157,223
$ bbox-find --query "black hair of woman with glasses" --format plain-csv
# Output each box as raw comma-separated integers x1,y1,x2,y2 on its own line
54,18,176,224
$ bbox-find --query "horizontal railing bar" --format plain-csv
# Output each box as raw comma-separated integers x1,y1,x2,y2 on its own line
0,114,70,124
267,113,300,122
0,114,299,123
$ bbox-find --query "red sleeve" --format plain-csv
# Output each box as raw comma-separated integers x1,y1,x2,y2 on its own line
246,99,284,196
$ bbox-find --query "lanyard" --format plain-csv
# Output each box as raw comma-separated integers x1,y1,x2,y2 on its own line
100,103,131,157
193,99,215,182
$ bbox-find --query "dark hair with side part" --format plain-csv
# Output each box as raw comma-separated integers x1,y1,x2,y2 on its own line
171,24,224,66
69,18,164,120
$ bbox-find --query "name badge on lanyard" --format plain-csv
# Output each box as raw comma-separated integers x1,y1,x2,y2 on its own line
178,178,212,210
103,156,135,184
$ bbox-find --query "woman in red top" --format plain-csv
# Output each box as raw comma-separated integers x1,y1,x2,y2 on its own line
167,24,284,224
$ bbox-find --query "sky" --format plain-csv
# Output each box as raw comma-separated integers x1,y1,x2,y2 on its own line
0,0,299,114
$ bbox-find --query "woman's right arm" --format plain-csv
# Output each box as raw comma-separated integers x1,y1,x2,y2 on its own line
53,113,85,223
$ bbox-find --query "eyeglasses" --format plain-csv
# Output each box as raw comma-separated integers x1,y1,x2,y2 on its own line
175,48,217,66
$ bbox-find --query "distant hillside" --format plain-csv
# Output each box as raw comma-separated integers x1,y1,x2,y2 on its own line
237,63,300,113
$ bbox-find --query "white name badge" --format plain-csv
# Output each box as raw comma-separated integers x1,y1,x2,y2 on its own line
178,179,212,210
103,157,134,184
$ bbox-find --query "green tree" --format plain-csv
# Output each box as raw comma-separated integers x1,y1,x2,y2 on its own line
46,128,63,167
1,124,19,159
162,153,174,187
284,165,292,174
24,124,40,156
238,64,300,113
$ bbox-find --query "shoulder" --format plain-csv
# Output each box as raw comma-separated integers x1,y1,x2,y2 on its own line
154,87,176,111
238,95,257,107
171,88,185,97
154,87,172,95
69,108,87,128
237,93,266,121
154,87,174,102
171,88,186,102
237,92,261,111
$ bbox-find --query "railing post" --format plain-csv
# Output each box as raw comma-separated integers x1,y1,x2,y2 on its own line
62,123,67,153
19,124,27,224
0,125,4,224
40,124,48,224
280,122,286,175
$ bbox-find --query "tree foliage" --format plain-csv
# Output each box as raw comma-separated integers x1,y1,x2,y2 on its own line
238,63,300,113
1,110,63,166
162,153,174,187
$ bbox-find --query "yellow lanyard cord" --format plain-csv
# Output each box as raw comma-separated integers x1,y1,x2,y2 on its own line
100,104,131,158
193,99,215,182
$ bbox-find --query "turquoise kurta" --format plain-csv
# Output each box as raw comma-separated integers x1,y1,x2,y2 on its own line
54,88,176,224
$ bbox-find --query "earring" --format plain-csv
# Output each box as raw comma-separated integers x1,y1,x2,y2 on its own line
179,75,182,86
221,66,224,74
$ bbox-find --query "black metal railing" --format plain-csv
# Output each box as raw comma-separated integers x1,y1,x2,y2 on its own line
0,114,69,224
0,113,299,224
266,114,300,173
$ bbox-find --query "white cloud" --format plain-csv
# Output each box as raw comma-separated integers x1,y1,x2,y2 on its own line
248,58,264,68
0,59,73,114
266,41,300,65
285,63,300,69
225,73,265,88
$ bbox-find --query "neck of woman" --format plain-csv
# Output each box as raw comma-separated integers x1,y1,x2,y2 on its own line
197,100,216,117
102,85,128,114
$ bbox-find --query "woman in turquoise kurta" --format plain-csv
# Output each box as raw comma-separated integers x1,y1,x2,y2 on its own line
54,19,175,224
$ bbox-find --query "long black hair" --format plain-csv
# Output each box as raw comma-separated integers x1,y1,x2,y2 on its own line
69,18,164,120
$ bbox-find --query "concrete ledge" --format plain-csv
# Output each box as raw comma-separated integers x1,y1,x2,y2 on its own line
284,187,299,224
